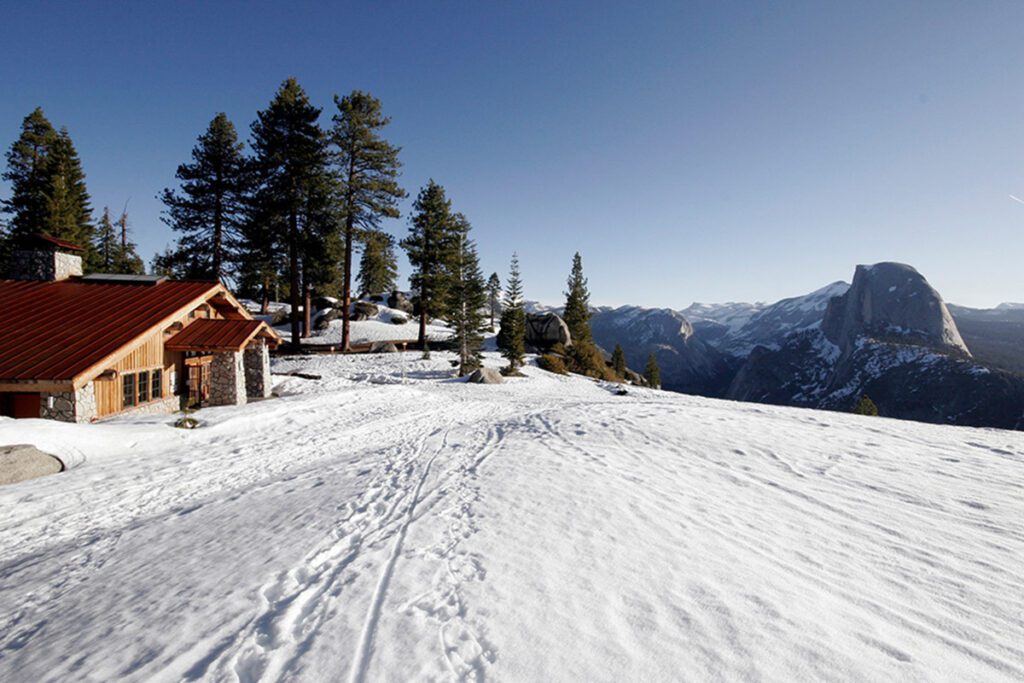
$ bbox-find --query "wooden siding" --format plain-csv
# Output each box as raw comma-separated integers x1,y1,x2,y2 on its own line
93,329,176,418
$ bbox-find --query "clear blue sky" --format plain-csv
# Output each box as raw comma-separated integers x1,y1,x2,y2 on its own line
2,1,1022,308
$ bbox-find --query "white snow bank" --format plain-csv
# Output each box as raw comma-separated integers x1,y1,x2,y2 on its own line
0,353,1022,681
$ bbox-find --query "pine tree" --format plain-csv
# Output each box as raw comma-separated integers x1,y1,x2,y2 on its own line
853,395,879,416
644,353,661,389
611,344,627,378
41,128,94,254
357,229,398,296
249,78,334,348
563,252,592,344
159,113,250,280
447,214,488,375
2,108,58,247
93,207,119,272
401,180,458,345
497,253,526,372
487,272,502,330
331,91,405,351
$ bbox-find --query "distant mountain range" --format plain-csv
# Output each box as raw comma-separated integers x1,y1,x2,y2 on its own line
576,265,1024,430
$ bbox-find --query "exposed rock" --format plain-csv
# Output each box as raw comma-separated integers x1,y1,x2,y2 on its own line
468,367,504,384
821,263,969,355
724,263,1024,430
313,307,339,331
623,368,647,386
525,313,572,350
174,416,201,429
0,444,63,485
352,301,379,321
312,295,338,312
369,341,398,354
388,291,415,315
590,306,737,396
390,313,409,325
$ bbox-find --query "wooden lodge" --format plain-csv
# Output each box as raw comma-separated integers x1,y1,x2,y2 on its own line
0,235,281,423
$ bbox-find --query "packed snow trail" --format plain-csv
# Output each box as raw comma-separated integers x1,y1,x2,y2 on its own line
0,352,1022,681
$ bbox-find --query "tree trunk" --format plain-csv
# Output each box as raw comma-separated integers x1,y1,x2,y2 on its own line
302,270,312,339
419,308,427,347
341,211,354,352
289,211,301,350
260,281,269,315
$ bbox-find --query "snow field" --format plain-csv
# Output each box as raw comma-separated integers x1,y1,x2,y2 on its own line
0,351,1022,681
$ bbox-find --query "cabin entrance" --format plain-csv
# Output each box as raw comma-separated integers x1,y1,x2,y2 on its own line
0,393,40,418
185,355,213,408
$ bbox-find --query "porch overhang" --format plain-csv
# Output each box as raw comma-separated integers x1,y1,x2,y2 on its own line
164,319,281,353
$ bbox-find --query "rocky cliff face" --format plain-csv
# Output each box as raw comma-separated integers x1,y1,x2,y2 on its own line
589,306,738,396
725,263,1024,429
821,263,968,355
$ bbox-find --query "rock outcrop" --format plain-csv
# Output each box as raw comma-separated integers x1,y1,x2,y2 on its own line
525,313,572,350
468,367,504,384
821,263,968,355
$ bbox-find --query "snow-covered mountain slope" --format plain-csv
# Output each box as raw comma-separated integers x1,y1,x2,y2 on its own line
2,353,1023,681
684,281,850,356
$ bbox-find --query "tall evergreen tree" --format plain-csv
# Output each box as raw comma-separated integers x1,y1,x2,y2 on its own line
2,108,58,247
447,214,488,375
497,253,526,372
159,113,250,280
487,272,502,330
563,251,592,344
331,91,405,351
644,353,661,389
357,229,398,296
93,206,119,272
249,78,333,348
611,344,627,378
41,128,94,254
401,180,457,345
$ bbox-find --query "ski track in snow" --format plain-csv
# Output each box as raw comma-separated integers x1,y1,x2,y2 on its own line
0,351,1023,681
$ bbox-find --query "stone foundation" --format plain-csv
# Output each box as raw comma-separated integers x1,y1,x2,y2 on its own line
117,395,182,418
209,351,246,406
39,384,97,424
244,340,272,400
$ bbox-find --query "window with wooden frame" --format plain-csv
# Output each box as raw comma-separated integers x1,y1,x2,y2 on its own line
138,371,150,403
123,374,136,407
152,369,163,399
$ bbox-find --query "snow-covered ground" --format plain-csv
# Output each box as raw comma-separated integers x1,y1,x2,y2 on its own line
308,304,453,346
270,303,453,346
1,352,1023,681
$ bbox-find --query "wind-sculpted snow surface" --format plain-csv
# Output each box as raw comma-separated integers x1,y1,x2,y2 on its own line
1,353,1023,681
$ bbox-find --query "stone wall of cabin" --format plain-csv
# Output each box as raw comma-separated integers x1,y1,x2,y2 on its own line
209,351,246,406
243,340,272,400
39,383,97,424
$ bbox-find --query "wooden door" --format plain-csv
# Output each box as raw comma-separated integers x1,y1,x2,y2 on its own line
185,356,213,408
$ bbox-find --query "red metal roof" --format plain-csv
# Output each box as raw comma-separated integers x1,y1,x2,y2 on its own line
0,279,220,382
26,234,85,251
164,318,272,352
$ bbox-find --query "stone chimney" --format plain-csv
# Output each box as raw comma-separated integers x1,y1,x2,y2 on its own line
7,234,84,281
